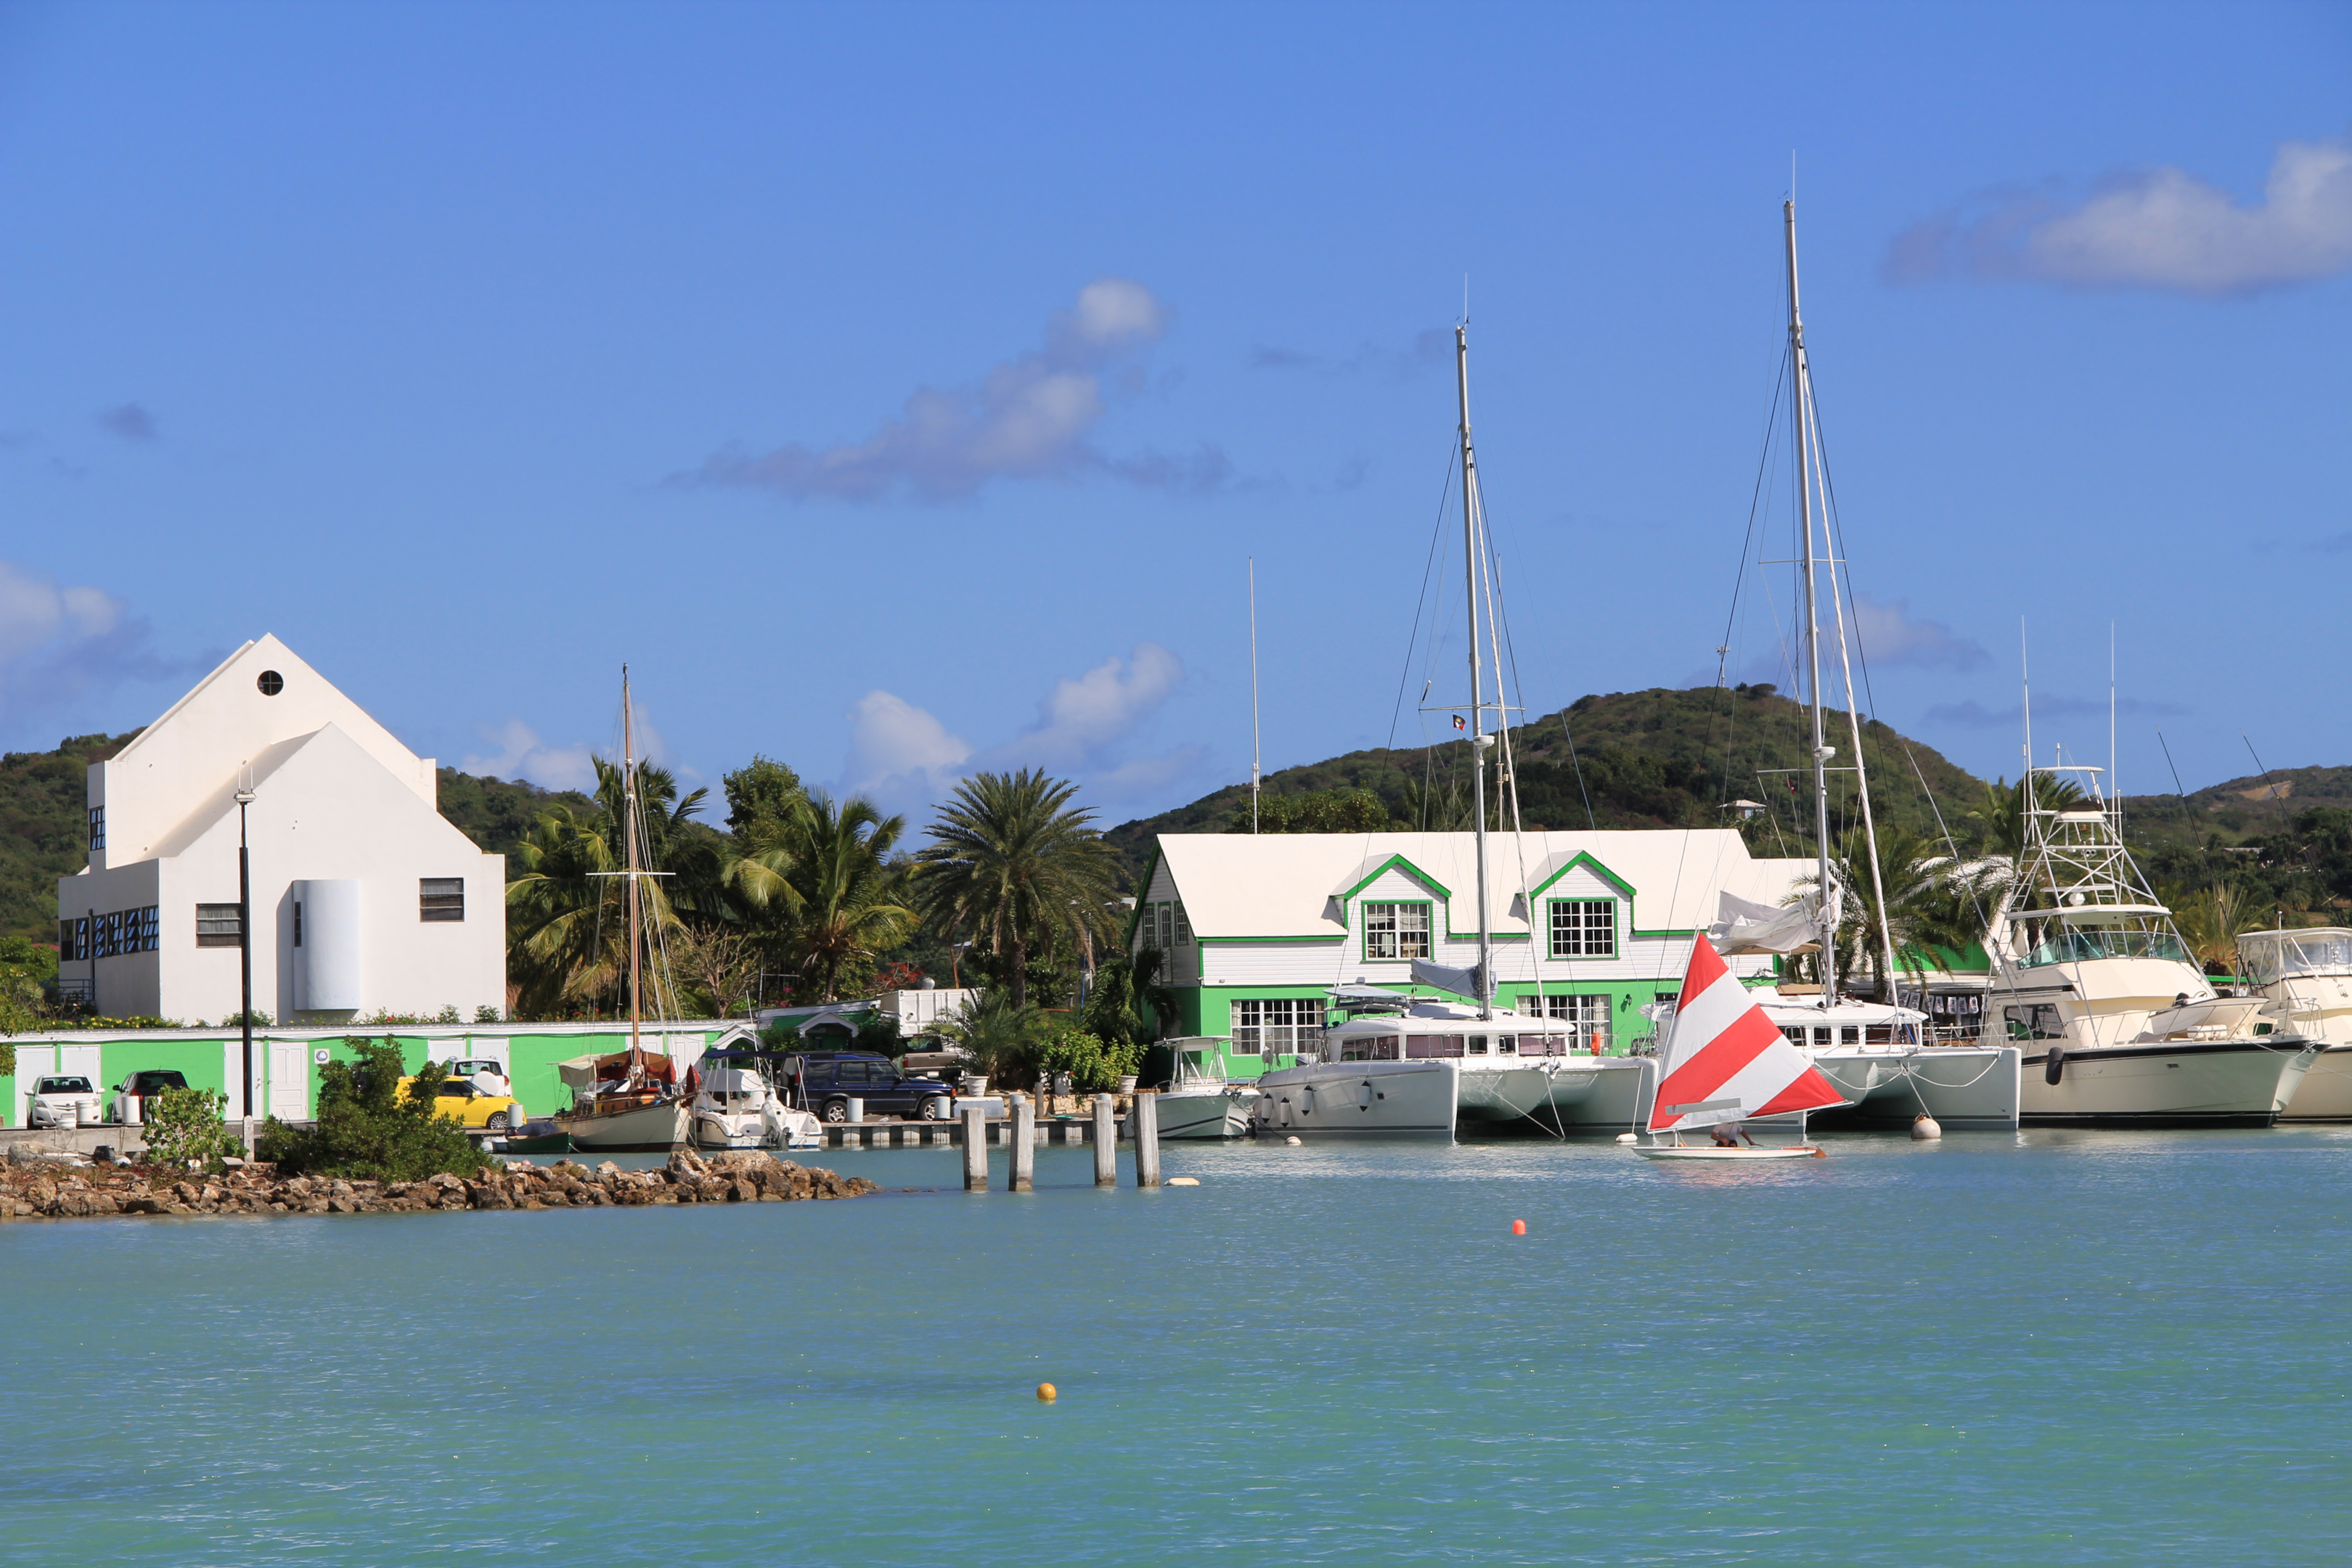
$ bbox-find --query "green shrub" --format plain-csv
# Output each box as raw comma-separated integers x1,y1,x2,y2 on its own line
759,1021,803,1051
143,1085,238,1171
853,1013,902,1058
1035,1029,1141,1093
256,1036,488,1181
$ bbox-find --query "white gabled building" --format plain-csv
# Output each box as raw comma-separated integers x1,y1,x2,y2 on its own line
56,634,505,1028
1129,830,1810,1058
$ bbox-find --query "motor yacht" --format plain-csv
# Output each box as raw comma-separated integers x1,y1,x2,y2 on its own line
1147,1039,1260,1139
1980,789,2316,1124
2237,928,2352,1121
690,1062,820,1150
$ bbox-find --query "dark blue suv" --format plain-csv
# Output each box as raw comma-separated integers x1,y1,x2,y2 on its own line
785,1053,952,1122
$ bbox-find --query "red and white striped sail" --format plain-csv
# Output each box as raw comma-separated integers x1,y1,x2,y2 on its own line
1647,936,1845,1133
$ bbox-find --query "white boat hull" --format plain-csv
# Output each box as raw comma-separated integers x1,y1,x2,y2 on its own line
1153,1085,1257,1140
1809,1046,2020,1130
1633,1142,1825,1161
2018,1039,2317,1126
555,1100,690,1152
1250,1059,1458,1136
1453,1057,1654,1131
2278,1044,2352,1122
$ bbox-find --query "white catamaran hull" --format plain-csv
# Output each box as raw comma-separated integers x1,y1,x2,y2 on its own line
1153,1085,1257,1140
1251,1060,1458,1137
1810,1046,2020,1130
557,1100,690,1152
1453,1057,1653,1131
2019,1040,2316,1126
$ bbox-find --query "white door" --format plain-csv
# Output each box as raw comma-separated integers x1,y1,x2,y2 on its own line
13,1044,57,1126
268,1041,309,1122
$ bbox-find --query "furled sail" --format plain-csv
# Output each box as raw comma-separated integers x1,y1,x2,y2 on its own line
1409,957,1487,999
1648,935,1845,1132
1710,890,1823,956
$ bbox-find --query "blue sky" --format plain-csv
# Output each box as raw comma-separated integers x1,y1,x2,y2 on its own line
4,1,2347,828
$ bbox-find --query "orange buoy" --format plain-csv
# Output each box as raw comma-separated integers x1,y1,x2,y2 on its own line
1037,1382,1058,1402
1510,1219,1527,1236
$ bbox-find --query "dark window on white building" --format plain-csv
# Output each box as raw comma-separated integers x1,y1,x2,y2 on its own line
420,878,465,922
196,904,243,947
1548,899,1617,958
88,806,104,851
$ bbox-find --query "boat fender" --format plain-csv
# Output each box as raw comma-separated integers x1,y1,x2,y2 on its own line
1284,1135,1302,1146
1911,1114,1943,1140
1614,1133,1638,1144
2044,1047,2066,1087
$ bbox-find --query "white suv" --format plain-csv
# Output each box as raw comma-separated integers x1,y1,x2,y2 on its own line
28,1075,104,1129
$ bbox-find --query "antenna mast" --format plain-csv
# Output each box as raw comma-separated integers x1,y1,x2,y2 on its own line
1249,557,1262,834
623,664,642,1067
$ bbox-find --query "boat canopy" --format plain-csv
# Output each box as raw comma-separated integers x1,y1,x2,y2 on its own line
2239,928,2352,983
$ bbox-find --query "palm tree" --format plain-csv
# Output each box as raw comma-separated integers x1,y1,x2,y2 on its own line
505,758,709,1018
2168,881,2258,972
940,989,1050,1082
913,769,1124,1008
1793,825,1977,1001
776,793,916,1003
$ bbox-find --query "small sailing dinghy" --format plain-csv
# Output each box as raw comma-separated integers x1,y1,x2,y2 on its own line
1632,935,1847,1161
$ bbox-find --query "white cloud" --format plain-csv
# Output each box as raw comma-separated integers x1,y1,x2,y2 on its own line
0,559,199,746
1849,596,1988,671
677,277,1235,502
838,643,1204,821
1887,133,2352,296
998,642,1184,769
462,720,598,793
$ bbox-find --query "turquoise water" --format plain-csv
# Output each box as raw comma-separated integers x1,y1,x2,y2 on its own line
6,1130,2352,1565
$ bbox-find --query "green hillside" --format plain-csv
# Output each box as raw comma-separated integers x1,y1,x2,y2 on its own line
0,732,592,944
1103,684,1986,881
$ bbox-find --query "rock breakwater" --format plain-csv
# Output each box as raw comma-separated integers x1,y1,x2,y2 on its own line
0,1148,877,1221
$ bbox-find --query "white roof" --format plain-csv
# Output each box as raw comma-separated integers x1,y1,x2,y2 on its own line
1153,830,1810,939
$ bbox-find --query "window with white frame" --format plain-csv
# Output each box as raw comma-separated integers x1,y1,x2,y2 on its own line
1363,900,1432,961
1535,992,1612,1051
1173,902,1192,944
1232,998,1325,1058
1548,898,1616,958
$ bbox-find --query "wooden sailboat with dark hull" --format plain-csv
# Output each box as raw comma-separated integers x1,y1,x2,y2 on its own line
552,666,690,1154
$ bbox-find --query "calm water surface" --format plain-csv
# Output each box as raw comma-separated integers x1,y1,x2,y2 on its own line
6,1129,2352,1565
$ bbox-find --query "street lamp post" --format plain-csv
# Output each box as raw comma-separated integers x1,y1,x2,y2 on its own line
236,779,256,1122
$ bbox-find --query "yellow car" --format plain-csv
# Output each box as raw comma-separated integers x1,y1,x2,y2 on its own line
396,1075,520,1131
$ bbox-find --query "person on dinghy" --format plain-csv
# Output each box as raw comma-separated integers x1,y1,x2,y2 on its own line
1708,1122,1756,1148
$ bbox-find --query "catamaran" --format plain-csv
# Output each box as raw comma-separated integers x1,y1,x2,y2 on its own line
1633,934,1844,1160
552,666,692,1153
1713,198,2020,1131
1248,322,1651,1138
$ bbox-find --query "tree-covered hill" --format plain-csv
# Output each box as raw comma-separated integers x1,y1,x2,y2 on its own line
1102,684,1987,883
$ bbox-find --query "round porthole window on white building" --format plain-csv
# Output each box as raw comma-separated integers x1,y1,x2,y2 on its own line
257,670,284,695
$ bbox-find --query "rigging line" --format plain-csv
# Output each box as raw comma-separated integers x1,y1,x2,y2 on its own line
1710,342,1793,837
2155,729,2213,880
1387,441,1461,752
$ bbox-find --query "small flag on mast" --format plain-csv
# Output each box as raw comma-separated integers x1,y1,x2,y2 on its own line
1453,715,1466,732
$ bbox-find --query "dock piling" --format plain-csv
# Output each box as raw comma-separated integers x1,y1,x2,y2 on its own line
1134,1090,1161,1188
1007,1095,1034,1191
1093,1093,1116,1187
961,1103,989,1191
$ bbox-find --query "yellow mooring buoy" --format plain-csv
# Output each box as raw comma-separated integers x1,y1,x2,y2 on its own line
1037,1382,1058,1402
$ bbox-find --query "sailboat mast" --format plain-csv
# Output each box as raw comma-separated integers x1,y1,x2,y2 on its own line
1785,199,1836,1005
1456,323,1493,1019
623,665,643,1065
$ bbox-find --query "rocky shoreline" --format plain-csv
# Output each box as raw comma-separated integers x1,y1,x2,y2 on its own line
0,1148,878,1221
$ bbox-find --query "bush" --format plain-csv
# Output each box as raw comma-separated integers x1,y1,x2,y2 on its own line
759,1021,804,1051
1034,1029,1140,1093
853,1014,902,1058
256,1036,488,1181
144,1085,237,1171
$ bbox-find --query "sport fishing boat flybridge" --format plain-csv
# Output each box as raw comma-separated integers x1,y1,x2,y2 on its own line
552,666,693,1154
2241,928,2352,1120
1980,763,2317,1125
1249,322,1653,1139
1632,935,1844,1160
1714,197,2022,1131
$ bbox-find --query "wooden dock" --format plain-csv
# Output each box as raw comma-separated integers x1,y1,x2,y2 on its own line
815,1118,1106,1148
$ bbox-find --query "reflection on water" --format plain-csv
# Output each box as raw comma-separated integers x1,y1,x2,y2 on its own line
7,1129,2351,1564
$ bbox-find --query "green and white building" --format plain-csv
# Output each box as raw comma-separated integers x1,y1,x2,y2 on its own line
1130,830,1810,1061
